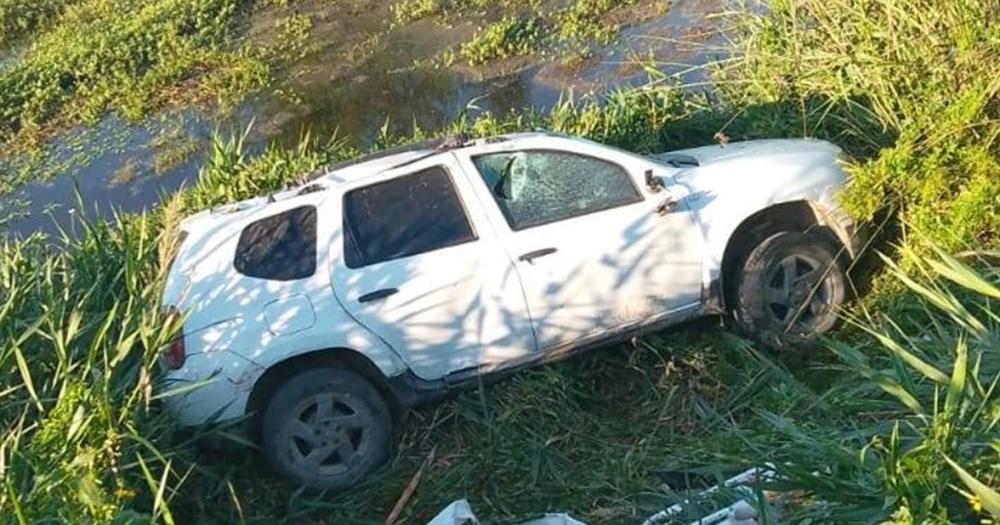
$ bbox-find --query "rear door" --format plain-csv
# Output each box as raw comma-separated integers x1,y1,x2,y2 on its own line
330,155,536,380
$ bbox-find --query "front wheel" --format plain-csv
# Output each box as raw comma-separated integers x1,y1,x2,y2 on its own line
732,231,847,346
261,367,393,491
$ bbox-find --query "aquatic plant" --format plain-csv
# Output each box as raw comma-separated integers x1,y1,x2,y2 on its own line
553,0,640,47
0,0,312,194
0,0,72,48
458,15,544,66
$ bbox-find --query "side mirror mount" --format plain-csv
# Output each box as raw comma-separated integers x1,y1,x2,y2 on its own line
656,185,693,215
645,169,664,193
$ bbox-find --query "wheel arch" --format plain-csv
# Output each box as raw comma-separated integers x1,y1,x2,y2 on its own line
717,199,856,311
245,347,403,442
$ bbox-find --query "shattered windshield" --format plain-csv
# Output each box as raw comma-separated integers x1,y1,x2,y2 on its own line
472,150,642,230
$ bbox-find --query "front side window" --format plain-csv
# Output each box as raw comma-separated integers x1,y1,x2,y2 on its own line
234,206,317,280
343,166,476,268
471,150,642,230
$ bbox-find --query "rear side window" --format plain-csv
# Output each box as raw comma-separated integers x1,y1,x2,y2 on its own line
343,166,476,268
234,206,317,280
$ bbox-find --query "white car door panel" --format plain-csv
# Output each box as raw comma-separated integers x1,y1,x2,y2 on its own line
331,157,536,380
455,138,704,351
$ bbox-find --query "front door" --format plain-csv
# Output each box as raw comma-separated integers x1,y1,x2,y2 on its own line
331,157,536,380
455,138,704,352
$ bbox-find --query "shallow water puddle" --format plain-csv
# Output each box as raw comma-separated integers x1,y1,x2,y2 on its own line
1,0,728,238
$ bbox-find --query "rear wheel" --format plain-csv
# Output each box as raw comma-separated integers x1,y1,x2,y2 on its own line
732,231,846,346
261,367,392,491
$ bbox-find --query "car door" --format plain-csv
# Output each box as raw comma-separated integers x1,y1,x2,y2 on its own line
454,136,704,352
330,155,537,380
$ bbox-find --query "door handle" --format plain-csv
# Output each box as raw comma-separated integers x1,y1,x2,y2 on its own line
518,247,558,262
358,288,399,303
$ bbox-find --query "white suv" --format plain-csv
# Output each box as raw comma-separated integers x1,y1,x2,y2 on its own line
161,132,859,490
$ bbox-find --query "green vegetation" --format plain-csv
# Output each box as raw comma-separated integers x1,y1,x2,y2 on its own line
0,0,73,48
0,0,655,194
553,0,639,47
398,0,652,66
2,0,1000,523
0,0,312,194
453,0,640,67
717,0,1000,260
390,0,493,26
1,0,252,142
458,15,544,66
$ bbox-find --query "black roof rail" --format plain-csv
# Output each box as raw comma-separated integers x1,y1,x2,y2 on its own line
306,134,482,181
386,133,485,171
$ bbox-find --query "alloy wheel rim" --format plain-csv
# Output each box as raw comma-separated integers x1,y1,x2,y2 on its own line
283,392,371,476
763,253,834,333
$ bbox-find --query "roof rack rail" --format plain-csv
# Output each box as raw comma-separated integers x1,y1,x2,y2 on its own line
305,134,480,182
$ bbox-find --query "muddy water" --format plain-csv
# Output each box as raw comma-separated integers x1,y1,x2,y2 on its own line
1,0,727,238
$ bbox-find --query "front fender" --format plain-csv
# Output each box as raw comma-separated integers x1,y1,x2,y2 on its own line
673,139,853,283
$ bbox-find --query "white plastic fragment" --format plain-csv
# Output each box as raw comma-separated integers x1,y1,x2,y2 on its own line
639,465,777,525
518,514,589,525
425,500,588,525
675,499,758,525
425,499,478,525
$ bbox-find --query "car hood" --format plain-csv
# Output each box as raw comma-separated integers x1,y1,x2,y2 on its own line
651,138,842,167
648,138,848,220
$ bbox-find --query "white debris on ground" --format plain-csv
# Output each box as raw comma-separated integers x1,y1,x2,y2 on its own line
424,500,587,525
424,466,779,525
640,465,780,525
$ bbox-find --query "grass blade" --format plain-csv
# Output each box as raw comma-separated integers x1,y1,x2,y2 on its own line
944,456,1000,517
944,337,967,415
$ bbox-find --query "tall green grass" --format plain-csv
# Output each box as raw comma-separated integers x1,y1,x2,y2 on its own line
457,15,544,66
695,248,1000,523
716,0,1000,258
3,202,996,522
0,217,183,522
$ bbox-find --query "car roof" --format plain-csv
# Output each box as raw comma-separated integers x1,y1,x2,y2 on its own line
179,132,562,232
310,138,445,183
311,132,558,183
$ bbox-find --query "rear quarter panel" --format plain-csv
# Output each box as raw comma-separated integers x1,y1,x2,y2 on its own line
162,192,408,424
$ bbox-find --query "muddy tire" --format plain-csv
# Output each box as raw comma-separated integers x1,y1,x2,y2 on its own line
732,231,847,346
261,367,392,491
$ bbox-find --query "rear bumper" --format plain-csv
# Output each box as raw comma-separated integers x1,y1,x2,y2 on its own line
160,349,264,426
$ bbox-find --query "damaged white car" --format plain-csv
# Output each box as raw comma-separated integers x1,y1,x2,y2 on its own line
161,132,859,490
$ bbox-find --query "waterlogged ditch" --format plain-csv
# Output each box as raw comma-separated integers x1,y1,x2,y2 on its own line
0,0,726,237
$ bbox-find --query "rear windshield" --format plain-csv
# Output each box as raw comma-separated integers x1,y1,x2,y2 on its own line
234,206,317,281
